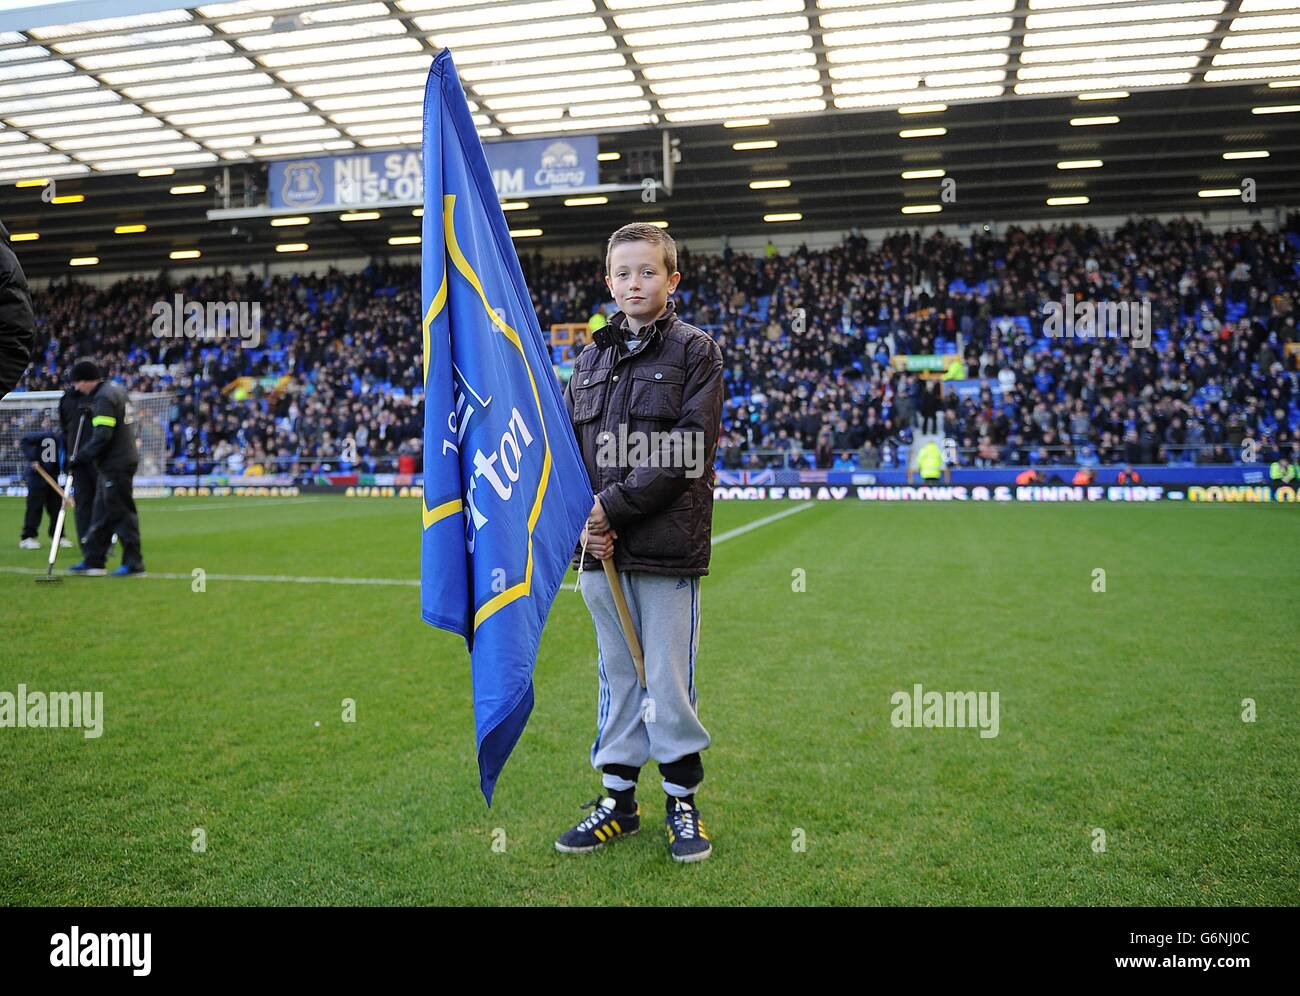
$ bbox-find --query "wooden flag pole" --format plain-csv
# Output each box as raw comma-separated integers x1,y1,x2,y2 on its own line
601,555,646,689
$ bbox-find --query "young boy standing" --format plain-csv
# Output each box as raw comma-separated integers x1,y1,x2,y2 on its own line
556,223,724,863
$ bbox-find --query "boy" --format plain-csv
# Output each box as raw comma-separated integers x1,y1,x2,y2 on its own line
556,223,724,863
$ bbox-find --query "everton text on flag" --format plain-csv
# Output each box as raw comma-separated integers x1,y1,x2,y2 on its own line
419,49,593,806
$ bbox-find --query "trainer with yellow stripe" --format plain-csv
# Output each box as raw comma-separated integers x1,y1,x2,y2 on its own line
554,795,642,853
65,359,146,578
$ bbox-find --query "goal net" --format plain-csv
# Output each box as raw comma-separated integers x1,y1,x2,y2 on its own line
0,390,173,483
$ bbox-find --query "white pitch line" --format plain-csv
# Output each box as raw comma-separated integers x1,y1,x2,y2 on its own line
3,502,817,592
144,498,329,511
0,566,417,587
565,500,816,590
710,500,815,544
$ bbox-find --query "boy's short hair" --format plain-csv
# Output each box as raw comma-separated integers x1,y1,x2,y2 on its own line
605,223,677,277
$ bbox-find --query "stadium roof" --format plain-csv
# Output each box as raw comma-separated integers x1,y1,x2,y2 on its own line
3,0,1299,276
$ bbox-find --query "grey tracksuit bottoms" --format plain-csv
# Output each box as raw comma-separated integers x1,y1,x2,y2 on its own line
578,567,711,796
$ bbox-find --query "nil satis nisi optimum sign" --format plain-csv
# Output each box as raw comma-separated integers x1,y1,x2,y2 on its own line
268,135,598,211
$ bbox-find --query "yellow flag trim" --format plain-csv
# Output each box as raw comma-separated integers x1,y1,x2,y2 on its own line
422,193,555,634
421,259,457,530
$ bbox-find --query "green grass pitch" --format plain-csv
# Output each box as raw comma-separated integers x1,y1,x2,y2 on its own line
0,495,1296,906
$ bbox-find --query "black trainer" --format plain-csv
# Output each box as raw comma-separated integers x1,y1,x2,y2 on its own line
665,798,712,863
554,795,641,854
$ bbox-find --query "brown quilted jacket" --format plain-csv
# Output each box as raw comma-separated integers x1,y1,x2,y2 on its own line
562,299,724,576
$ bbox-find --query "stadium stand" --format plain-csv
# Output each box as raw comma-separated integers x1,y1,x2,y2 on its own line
15,215,1299,476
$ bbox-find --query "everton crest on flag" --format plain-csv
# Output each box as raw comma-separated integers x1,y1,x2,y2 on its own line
419,49,593,806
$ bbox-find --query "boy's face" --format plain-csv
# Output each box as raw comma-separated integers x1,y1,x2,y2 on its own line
605,240,680,329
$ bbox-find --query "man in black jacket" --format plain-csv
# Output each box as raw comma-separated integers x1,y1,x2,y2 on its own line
65,360,146,577
0,219,36,397
59,385,97,546
553,223,723,864
18,419,69,550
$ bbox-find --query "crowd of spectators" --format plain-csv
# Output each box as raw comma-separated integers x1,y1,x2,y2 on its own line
20,268,426,476
15,214,1299,476
702,216,1299,471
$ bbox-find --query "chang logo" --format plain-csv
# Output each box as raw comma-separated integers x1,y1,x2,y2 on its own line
540,142,577,169
281,162,324,207
535,141,586,189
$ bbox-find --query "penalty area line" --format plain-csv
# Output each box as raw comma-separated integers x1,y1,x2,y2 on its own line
2,502,817,592
565,500,816,590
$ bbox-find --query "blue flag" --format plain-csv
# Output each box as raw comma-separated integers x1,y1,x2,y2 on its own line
419,49,592,806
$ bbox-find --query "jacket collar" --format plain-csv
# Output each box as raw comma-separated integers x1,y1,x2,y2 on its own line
596,298,676,350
